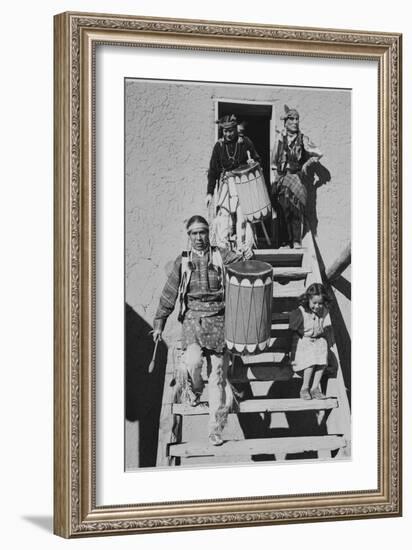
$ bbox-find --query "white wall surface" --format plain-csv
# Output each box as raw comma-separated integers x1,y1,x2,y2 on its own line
0,0,409,548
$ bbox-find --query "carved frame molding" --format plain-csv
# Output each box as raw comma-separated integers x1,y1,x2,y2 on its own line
54,12,402,538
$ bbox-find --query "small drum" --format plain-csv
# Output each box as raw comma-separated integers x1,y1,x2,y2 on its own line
226,162,271,223
225,260,273,354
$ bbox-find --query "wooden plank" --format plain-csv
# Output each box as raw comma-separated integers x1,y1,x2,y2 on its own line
173,397,338,416
190,373,289,393
272,297,300,314
156,344,182,467
267,335,292,352
272,267,311,279
241,352,286,365
254,248,305,256
169,435,346,458
325,242,351,282
270,323,289,332
318,449,332,459
229,364,293,382
302,231,323,286
253,248,304,267
273,279,305,298
325,358,351,457
272,312,290,323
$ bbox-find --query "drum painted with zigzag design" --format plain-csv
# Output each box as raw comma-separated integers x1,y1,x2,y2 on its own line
225,260,273,354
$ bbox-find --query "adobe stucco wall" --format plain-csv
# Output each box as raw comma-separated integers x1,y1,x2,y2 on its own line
125,79,351,342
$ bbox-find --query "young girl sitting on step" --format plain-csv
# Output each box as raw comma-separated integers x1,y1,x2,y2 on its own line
289,283,332,400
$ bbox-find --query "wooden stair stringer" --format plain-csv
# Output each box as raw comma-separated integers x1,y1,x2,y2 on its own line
302,231,351,456
155,343,183,467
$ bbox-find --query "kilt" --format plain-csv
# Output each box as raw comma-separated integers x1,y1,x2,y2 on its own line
278,172,307,209
182,312,225,353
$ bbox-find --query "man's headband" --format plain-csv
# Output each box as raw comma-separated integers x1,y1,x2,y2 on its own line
187,221,209,234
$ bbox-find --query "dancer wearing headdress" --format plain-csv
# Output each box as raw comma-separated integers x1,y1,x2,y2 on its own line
271,105,322,248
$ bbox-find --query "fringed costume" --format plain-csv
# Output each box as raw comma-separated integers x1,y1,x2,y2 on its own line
154,245,241,441
271,106,322,247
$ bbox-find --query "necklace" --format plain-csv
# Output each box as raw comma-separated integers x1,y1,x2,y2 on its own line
225,141,238,162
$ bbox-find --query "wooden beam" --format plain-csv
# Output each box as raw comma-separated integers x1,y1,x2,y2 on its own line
254,248,305,256
168,435,346,458
325,242,351,282
173,397,338,416
272,267,311,279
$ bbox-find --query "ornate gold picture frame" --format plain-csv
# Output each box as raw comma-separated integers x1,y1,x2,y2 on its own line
53,11,402,538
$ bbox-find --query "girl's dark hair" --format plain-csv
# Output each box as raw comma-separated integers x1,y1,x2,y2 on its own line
299,283,331,310
186,215,209,231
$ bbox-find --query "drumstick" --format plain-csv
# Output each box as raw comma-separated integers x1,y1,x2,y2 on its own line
260,221,271,246
148,338,159,373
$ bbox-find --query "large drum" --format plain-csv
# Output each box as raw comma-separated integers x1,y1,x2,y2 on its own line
226,162,271,223
225,260,273,354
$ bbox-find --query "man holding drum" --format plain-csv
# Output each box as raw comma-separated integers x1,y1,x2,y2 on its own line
152,215,252,446
206,114,261,250
271,105,322,248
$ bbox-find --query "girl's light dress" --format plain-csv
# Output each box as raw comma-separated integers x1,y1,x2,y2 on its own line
289,305,331,371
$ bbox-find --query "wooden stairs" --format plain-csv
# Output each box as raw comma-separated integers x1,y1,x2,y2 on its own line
156,231,351,467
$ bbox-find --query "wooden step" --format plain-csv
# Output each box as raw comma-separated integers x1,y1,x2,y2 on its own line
241,352,288,365
272,267,311,279
240,351,287,364
254,248,305,257
272,312,290,323
229,364,293,382
188,365,293,384
273,279,305,298
168,435,346,458
173,397,338,416
271,325,290,335
272,297,300,315
253,248,305,268
268,335,292,352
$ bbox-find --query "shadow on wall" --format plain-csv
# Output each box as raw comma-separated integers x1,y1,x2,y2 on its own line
125,303,168,467
312,240,352,406
304,162,332,237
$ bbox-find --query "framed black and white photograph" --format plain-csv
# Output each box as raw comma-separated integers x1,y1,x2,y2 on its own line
53,12,401,538
124,78,351,470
